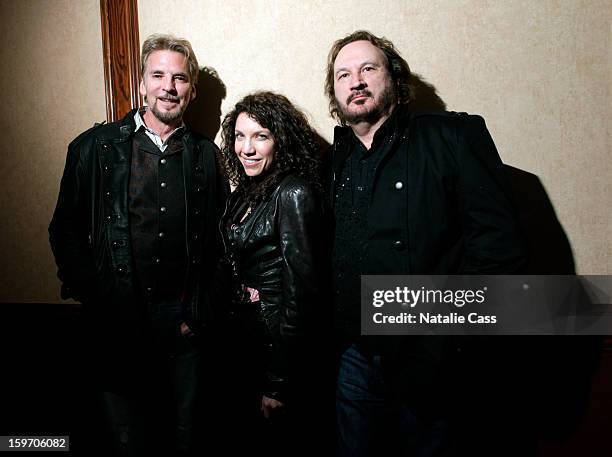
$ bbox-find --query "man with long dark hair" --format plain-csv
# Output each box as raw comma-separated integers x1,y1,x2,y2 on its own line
325,30,526,456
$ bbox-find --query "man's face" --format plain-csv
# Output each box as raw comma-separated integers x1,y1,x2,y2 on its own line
139,50,195,126
333,40,396,125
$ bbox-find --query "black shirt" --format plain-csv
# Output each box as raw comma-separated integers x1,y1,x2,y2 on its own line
332,107,403,340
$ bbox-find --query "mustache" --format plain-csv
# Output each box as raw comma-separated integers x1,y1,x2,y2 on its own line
347,90,372,104
158,95,180,102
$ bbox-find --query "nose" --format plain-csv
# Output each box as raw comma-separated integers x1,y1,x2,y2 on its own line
349,72,366,91
240,138,255,156
162,75,176,93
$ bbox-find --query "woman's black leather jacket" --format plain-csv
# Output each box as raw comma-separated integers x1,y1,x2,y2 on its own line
220,174,327,402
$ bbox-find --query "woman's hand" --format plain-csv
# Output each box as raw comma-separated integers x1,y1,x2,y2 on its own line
261,395,284,418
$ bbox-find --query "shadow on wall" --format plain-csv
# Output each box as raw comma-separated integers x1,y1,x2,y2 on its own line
410,73,447,111
408,74,601,455
505,166,575,275
184,66,226,140
503,166,602,454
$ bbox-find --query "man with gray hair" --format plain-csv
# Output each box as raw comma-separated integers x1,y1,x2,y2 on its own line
49,34,227,455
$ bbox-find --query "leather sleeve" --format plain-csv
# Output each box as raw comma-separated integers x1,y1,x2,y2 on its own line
264,181,325,401
48,133,99,302
278,181,323,338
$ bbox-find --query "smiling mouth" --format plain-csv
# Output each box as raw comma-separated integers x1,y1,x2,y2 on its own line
243,159,261,166
159,97,179,104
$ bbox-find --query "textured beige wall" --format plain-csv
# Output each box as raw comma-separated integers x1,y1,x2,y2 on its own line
0,0,609,303
141,0,611,275
0,0,106,302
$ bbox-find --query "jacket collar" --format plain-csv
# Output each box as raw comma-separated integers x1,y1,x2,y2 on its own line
114,109,195,145
331,104,411,173
116,109,138,140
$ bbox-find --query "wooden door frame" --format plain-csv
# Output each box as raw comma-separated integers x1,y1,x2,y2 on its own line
100,0,142,122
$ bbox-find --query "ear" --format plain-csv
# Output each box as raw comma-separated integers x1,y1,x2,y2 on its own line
190,85,197,101
139,79,146,98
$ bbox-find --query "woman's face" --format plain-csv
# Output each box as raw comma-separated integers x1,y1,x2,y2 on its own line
234,112,275,178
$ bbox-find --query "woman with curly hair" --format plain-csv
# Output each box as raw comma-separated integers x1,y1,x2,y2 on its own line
216,91,330,452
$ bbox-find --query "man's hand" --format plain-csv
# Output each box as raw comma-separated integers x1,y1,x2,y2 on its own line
180,322,194,337
261,395,284,418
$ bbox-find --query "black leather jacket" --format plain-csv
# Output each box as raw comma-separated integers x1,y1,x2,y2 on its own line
49,110,228,330
220,174,327,401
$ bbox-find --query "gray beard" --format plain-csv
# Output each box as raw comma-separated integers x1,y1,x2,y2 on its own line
150,103,185,125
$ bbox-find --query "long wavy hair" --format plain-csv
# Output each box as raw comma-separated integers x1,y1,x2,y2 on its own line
220,91,323,207
325,30,415,126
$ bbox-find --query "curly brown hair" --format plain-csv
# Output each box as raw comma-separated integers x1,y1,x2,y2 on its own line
220,91,323,206
325,30,415,126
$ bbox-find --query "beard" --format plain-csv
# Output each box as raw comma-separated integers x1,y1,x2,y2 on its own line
338,80,396,125
145,91,190,125
150,100,186,125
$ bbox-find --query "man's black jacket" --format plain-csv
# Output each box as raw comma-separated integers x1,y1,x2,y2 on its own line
329,107,527,411
49,110,228,332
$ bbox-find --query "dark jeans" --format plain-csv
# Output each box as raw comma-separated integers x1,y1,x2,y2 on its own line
336,344,452,457
101,300,201,456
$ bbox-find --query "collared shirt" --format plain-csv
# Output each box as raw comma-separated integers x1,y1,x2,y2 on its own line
332,106,403,340
134,107,185,153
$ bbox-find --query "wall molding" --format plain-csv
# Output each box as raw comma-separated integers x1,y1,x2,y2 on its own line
99,0,142,122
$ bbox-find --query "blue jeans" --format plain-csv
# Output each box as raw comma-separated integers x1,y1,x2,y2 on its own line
336,344,452,457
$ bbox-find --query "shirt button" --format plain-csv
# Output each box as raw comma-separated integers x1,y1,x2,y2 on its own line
158,232,165,238
160,206,167,212
154,257,161,264
160,182,167,188
160,158,167,165
395,181,404,190
394,240,405,250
